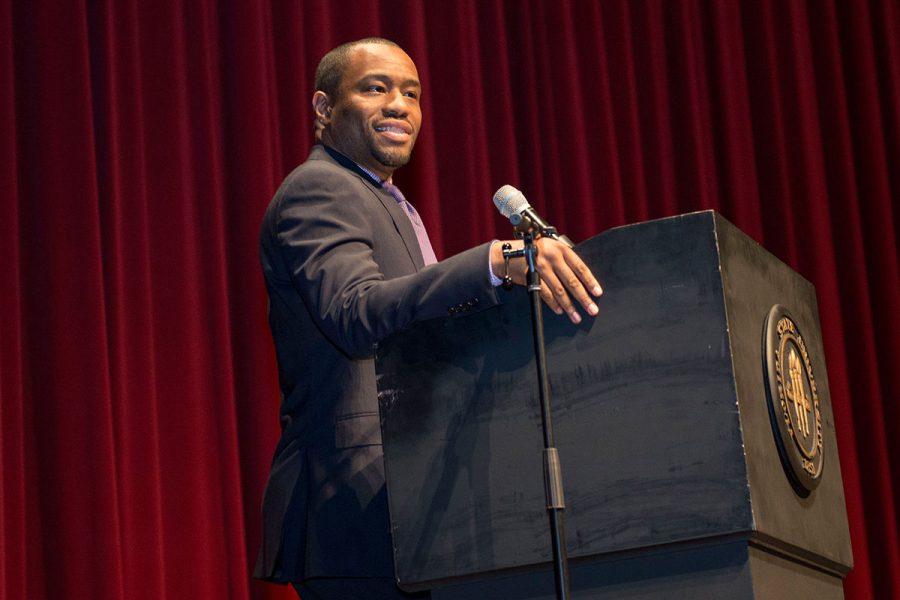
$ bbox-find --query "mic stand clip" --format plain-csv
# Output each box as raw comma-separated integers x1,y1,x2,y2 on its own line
512,214,574,249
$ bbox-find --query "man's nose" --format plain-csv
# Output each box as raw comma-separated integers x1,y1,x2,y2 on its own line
382,90,408,116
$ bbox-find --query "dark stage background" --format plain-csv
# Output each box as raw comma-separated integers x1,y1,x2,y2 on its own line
1,1,898,599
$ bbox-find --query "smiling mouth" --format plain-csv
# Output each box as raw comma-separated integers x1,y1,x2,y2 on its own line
375,125,408,134
374,123,413,142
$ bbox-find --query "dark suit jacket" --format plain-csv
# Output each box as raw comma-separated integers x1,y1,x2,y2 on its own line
254,145,501,583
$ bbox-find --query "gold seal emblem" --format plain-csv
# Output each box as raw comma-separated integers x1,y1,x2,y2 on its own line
763,305,823,495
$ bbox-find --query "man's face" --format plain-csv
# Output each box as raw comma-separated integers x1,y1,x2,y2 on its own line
316,44,422,181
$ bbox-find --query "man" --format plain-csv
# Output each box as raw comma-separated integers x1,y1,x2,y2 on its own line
254,37,602,599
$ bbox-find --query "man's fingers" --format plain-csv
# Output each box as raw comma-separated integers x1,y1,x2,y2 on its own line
539,267,585,324
565,254,603,297
503,237,603,323
538,247,600,320
562,257,601,316
539,285,564,317
566,272,600,316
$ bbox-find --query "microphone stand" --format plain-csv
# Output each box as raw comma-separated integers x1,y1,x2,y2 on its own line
502,227,571,600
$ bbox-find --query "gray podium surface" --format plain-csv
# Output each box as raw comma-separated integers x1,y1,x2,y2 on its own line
376,211,852,598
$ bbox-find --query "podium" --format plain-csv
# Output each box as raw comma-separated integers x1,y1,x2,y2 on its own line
375,211,852,599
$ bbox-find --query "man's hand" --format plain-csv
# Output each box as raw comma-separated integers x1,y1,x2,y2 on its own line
491,238,602,324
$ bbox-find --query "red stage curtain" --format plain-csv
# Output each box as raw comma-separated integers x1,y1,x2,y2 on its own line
1,1,897,598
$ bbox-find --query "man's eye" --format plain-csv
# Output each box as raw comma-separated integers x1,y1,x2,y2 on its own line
403,91,419,100
366,85,386,93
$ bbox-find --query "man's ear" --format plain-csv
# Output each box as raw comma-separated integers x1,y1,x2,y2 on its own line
312,91,333,126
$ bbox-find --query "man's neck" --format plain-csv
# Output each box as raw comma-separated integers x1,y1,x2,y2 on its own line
321,144,392,186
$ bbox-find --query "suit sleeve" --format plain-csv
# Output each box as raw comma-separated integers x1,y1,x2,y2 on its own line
262,167,501,359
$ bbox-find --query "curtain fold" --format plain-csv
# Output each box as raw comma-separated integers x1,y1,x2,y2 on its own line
2,1,898,598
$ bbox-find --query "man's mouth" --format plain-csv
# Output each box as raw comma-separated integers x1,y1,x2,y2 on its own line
375,122,413,143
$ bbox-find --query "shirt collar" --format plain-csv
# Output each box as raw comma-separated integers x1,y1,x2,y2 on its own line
321,144,389,187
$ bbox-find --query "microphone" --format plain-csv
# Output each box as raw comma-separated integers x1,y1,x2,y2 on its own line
492,185,574,248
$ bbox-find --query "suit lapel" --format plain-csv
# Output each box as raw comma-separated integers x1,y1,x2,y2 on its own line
372,187,425,270
316,145,425,270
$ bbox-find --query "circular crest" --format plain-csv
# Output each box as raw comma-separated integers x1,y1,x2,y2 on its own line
763,305,823,495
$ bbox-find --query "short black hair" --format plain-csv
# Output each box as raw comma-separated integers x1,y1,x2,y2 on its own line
314,37,401,99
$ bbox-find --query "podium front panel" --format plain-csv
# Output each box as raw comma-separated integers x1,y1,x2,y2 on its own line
377,212,756,588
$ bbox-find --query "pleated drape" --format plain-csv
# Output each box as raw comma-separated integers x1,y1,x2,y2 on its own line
2,2,897,599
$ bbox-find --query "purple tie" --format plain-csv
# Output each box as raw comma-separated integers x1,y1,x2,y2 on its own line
381,182,438,266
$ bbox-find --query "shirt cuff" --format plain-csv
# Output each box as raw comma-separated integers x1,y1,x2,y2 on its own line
488,240,503,287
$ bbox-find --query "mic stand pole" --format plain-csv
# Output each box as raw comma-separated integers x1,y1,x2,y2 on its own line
503,231,571,600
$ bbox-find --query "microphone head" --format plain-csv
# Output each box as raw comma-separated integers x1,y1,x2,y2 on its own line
492,185,530,218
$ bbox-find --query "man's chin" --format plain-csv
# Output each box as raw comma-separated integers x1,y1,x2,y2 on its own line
375,150,413,169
